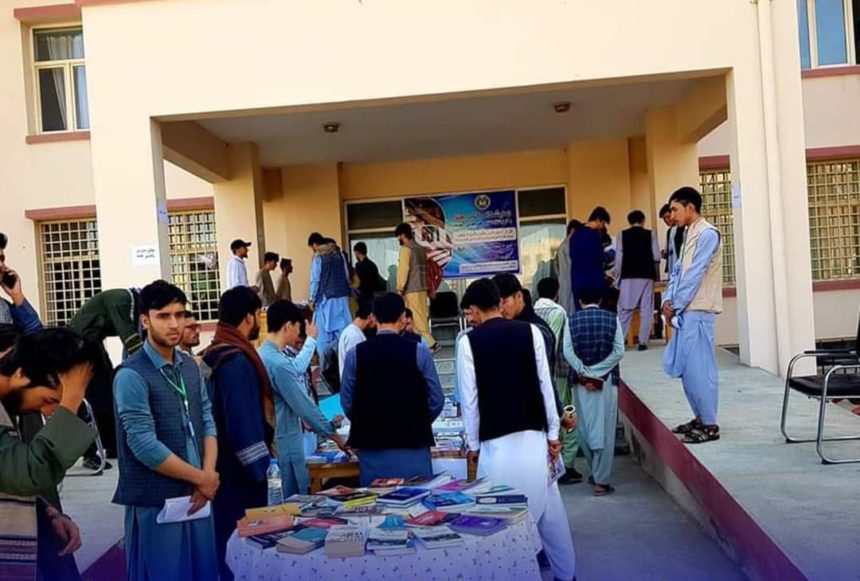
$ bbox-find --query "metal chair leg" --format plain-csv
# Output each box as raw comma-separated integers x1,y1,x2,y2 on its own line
67,398,106,477
816,372,860,464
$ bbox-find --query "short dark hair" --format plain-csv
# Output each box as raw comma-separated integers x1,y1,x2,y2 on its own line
356,303,372,320
521,288,534,307
0,328,99,388
0,324,20,354
218,286,262,328
0,233,7,250
537,277,560,300
492,273,522,300
566,220,581,236
264,252,279,264
578,288,604,307
353,242,368,255
308,232,325,247
138,280,187,314
588,206,611,224
461,278,501,312
394,223,414,239
669,186,703,213
372,293,405,324
627,210,646,225
404,308,414,319
266,300,304,334
280,258,292,270
659,203,672,217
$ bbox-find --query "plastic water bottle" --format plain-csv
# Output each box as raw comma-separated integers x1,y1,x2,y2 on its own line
266,458,283,506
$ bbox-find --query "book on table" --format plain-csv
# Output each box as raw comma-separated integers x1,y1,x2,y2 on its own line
367,528,416,556
412,526,465,549
474,494,528,507
328,491,378,509
463,505,530,524
376,487,431,507
435,477,487,493
405,510,461,527
297,517,349,529
285,494,328,508
298,504,339,518
317,485,355,497
237,514,295,538
325,524,369,558
247,529,295,550
449,514,508,537
422,492,476,512
245,503,301,521
276,527,328,555
470,483,521,496
370,477,405,487
403,473,454,490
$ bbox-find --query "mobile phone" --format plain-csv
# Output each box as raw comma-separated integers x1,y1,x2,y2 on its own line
1,271,17,289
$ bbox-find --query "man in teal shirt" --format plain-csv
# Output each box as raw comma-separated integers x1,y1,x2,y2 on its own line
258,300,347,497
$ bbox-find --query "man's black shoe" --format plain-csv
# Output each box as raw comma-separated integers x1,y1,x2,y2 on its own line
558,468,583,485
637,344,649,351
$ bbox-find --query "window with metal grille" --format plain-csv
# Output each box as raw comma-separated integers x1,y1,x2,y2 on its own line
38,219,101,326
168,210,220,321
807,159,860,281
699,169,736,286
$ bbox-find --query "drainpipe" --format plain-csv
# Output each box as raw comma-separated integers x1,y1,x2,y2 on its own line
755,0,792,376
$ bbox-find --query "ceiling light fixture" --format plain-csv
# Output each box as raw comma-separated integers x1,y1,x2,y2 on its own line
553,102,571,114
323,122,341,133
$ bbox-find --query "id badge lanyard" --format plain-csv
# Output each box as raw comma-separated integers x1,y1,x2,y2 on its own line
160,368,195,439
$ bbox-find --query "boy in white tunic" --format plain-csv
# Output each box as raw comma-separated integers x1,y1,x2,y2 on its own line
457,278,577,581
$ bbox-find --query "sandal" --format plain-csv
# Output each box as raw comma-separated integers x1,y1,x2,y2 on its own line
682,425,720,444
672,418,702,435
593,484,615,497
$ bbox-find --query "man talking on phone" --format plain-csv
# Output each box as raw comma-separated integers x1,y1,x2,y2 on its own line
0,233,43,334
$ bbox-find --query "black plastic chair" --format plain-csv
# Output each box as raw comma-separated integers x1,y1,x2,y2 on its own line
780,319,860,464
429,291,463,346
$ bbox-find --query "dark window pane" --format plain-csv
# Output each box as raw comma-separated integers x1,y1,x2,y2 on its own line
518,187,567,218
347,201,403,231
815,0,848,65
35,28,84,62
38,68,67,132
798,0,812,68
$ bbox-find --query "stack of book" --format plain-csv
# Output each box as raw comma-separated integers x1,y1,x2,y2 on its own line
327,490,378,510
325,524,369,558
277,527,328,555
463,505,530,524
247,529,295,550
366,528,415,556
413,526,465,550
449,514,508,537
376,487,431,508
237,513,295,538
422,491,476,512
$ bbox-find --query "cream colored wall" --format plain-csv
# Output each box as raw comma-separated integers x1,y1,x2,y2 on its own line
566,140,632,225
164,161,214,199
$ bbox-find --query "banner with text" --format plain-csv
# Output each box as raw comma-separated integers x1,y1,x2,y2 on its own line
404,190,520,279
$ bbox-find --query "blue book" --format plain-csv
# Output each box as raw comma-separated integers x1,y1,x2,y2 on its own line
423,492,476,511
377,487,431,506
475,494,528,506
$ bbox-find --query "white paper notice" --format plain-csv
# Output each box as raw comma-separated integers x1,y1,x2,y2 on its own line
156,496,211,524
132,245,159,267
731,185,742,209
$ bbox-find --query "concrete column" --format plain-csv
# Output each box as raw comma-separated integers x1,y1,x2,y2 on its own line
213,143,267,289
90,118,171,288
644,106,700,249
727,0,815,375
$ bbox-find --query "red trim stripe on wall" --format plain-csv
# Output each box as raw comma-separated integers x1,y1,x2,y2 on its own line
25,198,214,221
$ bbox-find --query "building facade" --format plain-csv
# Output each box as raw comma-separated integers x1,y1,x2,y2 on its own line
3,0,855,376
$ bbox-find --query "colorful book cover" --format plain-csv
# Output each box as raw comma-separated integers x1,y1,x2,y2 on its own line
371,477,405,487
475,494,528,505
449,514,507,536
300,517,349,529
245,503,301,521
318,485,355,496
436,477,486,493
237,514,295,538
405,511,461,527
423,492,475,511
247,529,295,549
377,487,430,504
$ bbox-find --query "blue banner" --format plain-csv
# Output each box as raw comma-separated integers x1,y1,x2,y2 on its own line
404,190,520,279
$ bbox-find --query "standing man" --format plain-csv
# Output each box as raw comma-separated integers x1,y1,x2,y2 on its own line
394,223,437,351
0,233,42,334
259,301,348,497
570,207,611,309
255,252,279,307
340,293,443,485
337,304,375,381
276,258,293,302
457,279,576,581
353,242,385,312
308,234,352,362
534,277,582,484
662,187,723,444
202,287,273,580
226,239,252,290
562,290,625,496
179,310,201,356
112,281,219,581
554,221,580,315
661,203,685,279
616,210,661,351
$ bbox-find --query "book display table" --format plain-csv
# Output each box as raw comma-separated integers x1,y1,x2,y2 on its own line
307,454,478,492
226,514,542,581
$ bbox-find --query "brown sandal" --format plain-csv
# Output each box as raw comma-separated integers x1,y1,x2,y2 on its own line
672,418,702,435
682,425,720,444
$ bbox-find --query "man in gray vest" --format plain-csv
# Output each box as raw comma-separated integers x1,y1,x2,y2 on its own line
394,223,437,350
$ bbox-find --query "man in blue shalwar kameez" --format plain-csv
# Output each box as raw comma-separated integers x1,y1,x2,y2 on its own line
661,187,723,444
113,281,219,581
259,300,348,497
308,233,353,363
569,207,612,310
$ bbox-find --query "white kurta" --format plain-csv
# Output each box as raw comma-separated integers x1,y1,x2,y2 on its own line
457,323,576,581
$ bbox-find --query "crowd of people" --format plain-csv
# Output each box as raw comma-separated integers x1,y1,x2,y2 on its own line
0,185,723,581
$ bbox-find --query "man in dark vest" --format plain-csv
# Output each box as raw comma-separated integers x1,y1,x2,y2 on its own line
457,278,576,581
615,210,661,350
112,281,219,581
339,292,443,486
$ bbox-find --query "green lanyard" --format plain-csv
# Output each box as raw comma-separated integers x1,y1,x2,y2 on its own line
159,367,193,432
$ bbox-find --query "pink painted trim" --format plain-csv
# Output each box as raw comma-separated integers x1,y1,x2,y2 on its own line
81,539,126,581
25,205,96,221
167,197,214,212
802,65,860,79
813,279,860,292
13,3,80,22
698,155,730,171
806,145,860,162
723,287,737,298
200,322,217,332
26,131,90,145
618,381,806,581
76,0,149,6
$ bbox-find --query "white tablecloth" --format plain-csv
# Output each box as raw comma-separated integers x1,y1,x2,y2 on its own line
227,516,543,581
